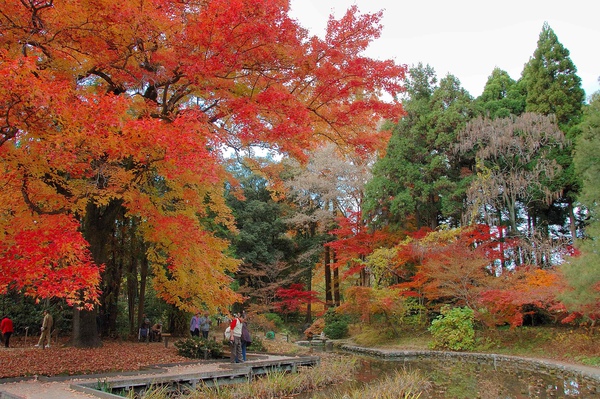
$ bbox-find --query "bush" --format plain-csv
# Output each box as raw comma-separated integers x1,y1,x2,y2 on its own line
323,308,350,339
428,306,475,351
174,337,224,359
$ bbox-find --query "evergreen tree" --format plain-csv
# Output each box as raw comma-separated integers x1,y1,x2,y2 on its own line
560,90,600,321
522,22,585,129
364,64,474,230
476,67,525,119
520,22,586,240
225,161,297,307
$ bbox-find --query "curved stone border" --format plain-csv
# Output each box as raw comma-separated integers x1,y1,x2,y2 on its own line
339,344,600,388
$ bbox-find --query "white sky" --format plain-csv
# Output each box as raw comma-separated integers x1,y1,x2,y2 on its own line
289,0,600,99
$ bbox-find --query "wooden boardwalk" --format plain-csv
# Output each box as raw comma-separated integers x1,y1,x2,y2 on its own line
72,356,320,398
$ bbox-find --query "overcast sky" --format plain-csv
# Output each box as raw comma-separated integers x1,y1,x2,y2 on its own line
289,0,599,99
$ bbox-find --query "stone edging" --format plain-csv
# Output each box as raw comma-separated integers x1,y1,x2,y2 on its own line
339,344,600,386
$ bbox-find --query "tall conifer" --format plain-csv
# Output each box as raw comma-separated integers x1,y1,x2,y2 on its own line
520,22,586,239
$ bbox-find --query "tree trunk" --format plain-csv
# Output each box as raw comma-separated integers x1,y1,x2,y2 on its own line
127,256,138,337
333,250,340,306
137,252,149,331
324,245,333,308
168,305,189,337
72,307,102,348
75,200,122,347
305,261,313,324
99,227,123,338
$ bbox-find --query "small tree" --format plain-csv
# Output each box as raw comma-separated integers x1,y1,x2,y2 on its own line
323,308,350,339
273,283,321,321
428,306,475,351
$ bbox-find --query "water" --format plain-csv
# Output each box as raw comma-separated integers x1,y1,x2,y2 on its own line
294,355,600,398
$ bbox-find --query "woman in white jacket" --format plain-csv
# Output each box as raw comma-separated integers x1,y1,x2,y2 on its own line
228,314,244,363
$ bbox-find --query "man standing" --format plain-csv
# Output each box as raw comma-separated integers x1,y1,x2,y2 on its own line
35,309,53,348
1,315,14,348
199,311,211,339
190,312,200,337
229,314,244,363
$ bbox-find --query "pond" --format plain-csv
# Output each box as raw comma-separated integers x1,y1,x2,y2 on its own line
294,352,600,399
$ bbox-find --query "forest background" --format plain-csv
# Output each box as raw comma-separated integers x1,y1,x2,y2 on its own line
0,0,599,355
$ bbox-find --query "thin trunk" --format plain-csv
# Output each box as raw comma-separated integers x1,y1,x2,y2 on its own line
360,254,370,287
304,223,317,324
127,258,138,337
127,219,140,337
324,245,333,308
305,261,313,324
333,250,340,306
137,251,149,330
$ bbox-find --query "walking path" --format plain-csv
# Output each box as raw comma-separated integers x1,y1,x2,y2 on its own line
0,354,296,399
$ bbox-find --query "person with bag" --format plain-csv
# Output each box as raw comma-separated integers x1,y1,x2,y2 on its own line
241,319,252,362
228,314,243,363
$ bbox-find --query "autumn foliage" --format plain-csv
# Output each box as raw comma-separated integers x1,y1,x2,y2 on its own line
274,283,322,315
0,0,405,311
330,224,571,329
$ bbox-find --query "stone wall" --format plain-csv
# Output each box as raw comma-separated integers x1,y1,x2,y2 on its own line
339,344,600,390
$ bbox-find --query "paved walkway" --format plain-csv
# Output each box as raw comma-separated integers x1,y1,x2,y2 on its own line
0,354,292,399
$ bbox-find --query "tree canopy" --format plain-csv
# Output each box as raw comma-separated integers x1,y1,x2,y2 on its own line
0,0,405,314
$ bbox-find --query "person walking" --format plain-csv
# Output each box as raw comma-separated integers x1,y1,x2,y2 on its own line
35,309,53,348
199,311,211,339
190,312,200,337
229,314,243,363
1,315,14,348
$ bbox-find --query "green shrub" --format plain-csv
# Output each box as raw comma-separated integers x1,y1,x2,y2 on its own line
174,337,224,359
428,306,475,351
323,308,350,339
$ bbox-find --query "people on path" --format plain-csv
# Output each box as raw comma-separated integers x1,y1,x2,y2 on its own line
229,314,244,363
190,312,200,337
35,309,53,348
1,315,14,348
241,318,252,361
199,311,211,339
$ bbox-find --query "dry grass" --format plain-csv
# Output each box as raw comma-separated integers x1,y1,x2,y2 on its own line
476,326,600,366
347,324,600,367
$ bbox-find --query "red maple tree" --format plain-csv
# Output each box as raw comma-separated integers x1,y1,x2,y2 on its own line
0,1,406,313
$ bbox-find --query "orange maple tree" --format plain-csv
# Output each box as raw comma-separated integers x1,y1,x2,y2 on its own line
0,0,405,311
